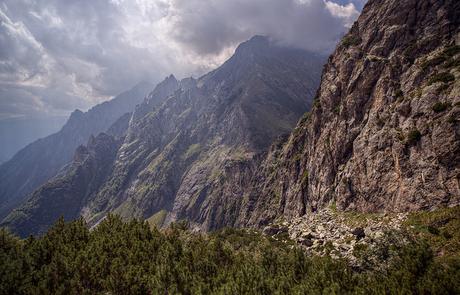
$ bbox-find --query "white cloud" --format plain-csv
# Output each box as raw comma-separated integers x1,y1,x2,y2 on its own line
325,1,359,27
0,0,364,120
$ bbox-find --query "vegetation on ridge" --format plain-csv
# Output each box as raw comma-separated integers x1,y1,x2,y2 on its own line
1,207,459,294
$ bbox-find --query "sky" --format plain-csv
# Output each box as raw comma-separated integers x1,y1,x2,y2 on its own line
0,0,366,121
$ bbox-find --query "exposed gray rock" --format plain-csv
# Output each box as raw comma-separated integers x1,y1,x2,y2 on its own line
240,0,460,228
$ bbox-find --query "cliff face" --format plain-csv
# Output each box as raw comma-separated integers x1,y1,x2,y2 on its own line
4,36,325,235
85,36,325,230
4,36,326,236
241,0,460,226
0,82,154,219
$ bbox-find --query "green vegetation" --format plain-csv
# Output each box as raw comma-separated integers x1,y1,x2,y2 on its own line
432,102,451,113
405,206,460,259
442,45,460,58
146,209,168,228
301,170,309,187
428,72,455,85
1,212,459,294
182,143,201,160
395,89,404,100
421,56,447,70
341,35,362,48
333,105,341,114
421,45,460,70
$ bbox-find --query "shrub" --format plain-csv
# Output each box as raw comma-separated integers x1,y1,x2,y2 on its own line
406,129,422,146
1,211,460,294
432,102,451,113
342,35,362,48
443,45,460,57
428,72,455,85
421,56,446,70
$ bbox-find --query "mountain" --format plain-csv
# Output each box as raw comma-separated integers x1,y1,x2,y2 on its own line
3,36,326,236
0,81,154,219
238,0,460,226
0,116,67,164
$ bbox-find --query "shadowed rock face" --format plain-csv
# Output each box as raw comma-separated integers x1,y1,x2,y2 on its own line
240,0,460,227
4,36,325,236
0,82,154,220
2,133,123,237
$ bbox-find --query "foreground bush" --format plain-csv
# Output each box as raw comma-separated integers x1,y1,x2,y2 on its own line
0,215,459,294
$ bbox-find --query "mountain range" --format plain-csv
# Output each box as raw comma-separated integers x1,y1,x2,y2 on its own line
1,0,460,238
2,36,326,236
0,81,154,220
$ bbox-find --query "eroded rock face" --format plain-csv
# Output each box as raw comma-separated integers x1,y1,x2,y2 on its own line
5,36,325,236
241,0,460,227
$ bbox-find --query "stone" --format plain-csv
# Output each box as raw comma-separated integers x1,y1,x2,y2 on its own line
300,238,314,247
351,227,366,240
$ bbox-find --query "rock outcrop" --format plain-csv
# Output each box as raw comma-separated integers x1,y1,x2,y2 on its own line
240,0,460,227
264,207,408,267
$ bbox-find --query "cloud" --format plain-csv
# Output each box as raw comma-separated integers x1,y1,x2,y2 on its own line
167,0,360,55
0,0,364,120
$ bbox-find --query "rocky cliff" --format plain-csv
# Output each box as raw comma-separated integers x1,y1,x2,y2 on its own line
0,82,154,220
4,36,325,236
240,0,460,227
5,0,457,237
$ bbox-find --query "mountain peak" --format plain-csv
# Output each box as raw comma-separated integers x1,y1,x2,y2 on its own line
234,35,270,55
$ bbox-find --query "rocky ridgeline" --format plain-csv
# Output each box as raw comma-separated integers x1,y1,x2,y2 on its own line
264,208,408,265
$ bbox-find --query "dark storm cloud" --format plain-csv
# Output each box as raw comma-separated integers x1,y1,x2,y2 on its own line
169,0,360,55
0,0,363,120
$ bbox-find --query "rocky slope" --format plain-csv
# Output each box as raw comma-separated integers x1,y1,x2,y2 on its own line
240,0,460,227
5,0,457,238
0,82,154,219
4,36,325,236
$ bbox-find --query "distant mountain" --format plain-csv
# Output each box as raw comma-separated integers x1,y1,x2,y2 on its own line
3,36,326,236
0,116,67,164
0,81,154,219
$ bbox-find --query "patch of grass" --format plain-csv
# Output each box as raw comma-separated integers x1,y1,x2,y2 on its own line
421,46,460,70
405,206,460,258
333,105,341,114
428,72,455,85
329,201,337,212
182,143,201,160
313,98,321,109
410,88,423,99
342,35,362,48
301,170,309,186
421,56,447,70
432,102,451,113
342,211,381,227
146,209,168,228
436,83,451,94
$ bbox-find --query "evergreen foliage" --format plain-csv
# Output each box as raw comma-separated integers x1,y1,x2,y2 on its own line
1,215,459,294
